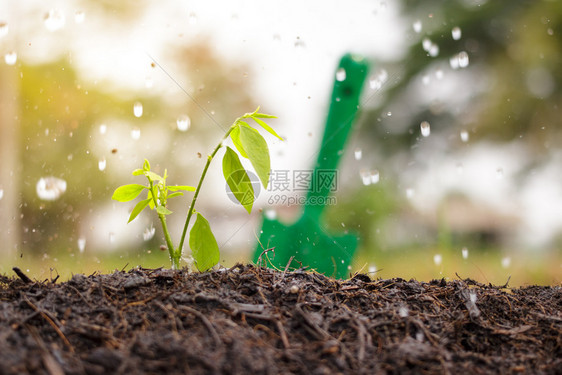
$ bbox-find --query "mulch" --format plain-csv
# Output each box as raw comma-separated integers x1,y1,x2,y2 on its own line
0,264,560,374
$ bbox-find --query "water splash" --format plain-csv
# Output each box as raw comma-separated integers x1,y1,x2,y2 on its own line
335,68,346,82
36,177,67,201
77,237,86,253
176,115,191,132
420,121,431,137
143,226,155,241
0,22,8,38
44,9,66,31
133,102,143,117
4,51,17,65
451,26,462,40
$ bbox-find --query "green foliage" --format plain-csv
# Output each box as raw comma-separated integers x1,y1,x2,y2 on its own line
112,108,279,271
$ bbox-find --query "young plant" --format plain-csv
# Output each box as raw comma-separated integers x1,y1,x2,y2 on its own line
112,108,281,271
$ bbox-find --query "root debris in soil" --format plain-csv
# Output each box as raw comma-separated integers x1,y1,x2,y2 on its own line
0,264,560,374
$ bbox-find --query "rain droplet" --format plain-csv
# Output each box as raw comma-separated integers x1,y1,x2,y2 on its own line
458,51,469,68
501,257,511,268
131,128,141,140
74,11,85,24
354,148,362,160
460,130,469,142
370,170,380,184
422,75,430,85
451,26,462,40
420,121,431,137
133,102,143,117
449,56,460,70
0,189,3,200
36,177,67,201
368,264,377,274
0,22,8,38
433,254,442,266
406,188,415,199
335,68,346,82
386,111,392,117
98,158,106,171
360,170,372,186
428,44,439,57
77,237,86,253
412,20,422,33
368,69,388,90
143,226,155,241
176,115,191,131
435,69,444,80
4,51,17,65
264,209,277,220
44,9,66,31
496,168,504,179
422,38,432,51
461,247,469,259
99,124,107,134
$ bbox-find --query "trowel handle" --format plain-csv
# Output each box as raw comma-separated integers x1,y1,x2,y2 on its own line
304,54,369,218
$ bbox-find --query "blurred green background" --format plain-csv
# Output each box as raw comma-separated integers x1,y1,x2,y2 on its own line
0,0,560,285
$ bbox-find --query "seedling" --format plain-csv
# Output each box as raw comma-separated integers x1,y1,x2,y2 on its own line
112,108,281,271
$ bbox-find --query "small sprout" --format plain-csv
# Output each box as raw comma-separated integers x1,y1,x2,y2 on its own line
112,108,279,271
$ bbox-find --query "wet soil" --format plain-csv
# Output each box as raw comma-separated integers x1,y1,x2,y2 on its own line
1,264,560,374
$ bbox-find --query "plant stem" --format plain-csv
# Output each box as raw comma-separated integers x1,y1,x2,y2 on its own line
177,125,236,256
148,180,177,268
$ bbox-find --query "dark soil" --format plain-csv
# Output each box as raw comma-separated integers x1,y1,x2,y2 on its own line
1,265,560,375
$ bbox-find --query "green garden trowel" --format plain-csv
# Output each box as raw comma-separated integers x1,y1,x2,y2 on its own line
253,53,369,279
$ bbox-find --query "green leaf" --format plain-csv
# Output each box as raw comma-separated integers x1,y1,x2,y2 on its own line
253,113,277,119
157,206,173,216
167,192,184,199
143,159,150,171
144,171,163,182
128,197,151,223
251,116,283,140
168,185,196,192
112,184,146,202
229,125,248,158
239,125,271,189
222,146,254,214
190,213,220,272
132,169,144,176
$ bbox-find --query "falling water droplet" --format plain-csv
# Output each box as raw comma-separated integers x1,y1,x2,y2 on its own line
496,168,504,179
36,177,67,201
451,26,462,40
368,264,377,274
264,209,277,220
433,254,442,266
133,102,143,117
74,11,85,24
0,189,3,200
428,44,439,57
449,56,460,70
370,170,380,184
131,128,141,140
458,51,469,68
422,38,432,51
44,9,66,31
4,51,17,65
354,148,362,160
98,158,106,171
335,68,346,82
0,22,8,38
360,170,371,186
501,256,511,268
176,115,191,131
460,130,469,142
386,111,392,117
462,247,469,259
406,188,415,199
412,20,422,33
143,226,155,241
99,124,107,135
420,121,431,137
77,237,86,253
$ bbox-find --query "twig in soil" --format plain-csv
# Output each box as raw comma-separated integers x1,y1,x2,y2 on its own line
12,267,32,284
22,295,74,352
276,320,290,349
178,305,222,347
